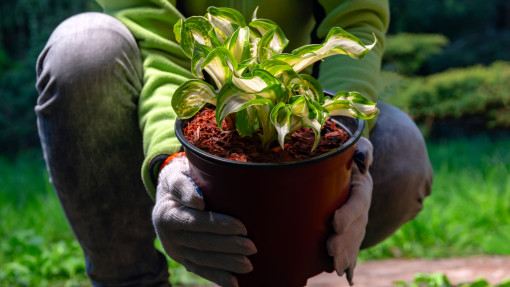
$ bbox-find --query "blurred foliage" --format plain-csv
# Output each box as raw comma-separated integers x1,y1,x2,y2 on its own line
383,33,449,76
389,0,510,73
386,61,510,136
0,0,99,155
1,230,87,286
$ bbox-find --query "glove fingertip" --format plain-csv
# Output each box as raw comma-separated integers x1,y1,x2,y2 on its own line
232,277,240,287
346,267,354,286
241,237,258,256
221,275,240,287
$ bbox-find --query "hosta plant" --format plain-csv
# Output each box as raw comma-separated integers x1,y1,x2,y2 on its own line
172,6,379,151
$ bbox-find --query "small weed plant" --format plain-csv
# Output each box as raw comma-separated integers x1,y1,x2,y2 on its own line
394,272,510,287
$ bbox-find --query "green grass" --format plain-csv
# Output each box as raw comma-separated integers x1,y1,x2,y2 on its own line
360,135,510,260
1,136,510,286
0,151,207,287
0,150,88,286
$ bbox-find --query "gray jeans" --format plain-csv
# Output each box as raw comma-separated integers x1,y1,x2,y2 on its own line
35,12,432,287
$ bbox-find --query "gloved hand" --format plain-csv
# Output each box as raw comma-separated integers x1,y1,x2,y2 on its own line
327,137,374,286
152,154,257,287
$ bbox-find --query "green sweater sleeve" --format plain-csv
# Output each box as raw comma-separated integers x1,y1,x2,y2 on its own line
96,0,194,199
316,0,390,137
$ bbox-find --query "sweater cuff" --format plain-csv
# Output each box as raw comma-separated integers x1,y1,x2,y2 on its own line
149,154,170,188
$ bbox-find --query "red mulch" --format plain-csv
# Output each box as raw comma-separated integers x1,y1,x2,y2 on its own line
182,107,350,163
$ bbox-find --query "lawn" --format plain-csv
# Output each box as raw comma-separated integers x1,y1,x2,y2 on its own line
360,135,510,260
1,136,509,286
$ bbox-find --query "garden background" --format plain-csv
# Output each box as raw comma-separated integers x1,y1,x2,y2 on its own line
1,0,510,286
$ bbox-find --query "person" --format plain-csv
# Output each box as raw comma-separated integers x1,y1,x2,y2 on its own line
34,0,433,286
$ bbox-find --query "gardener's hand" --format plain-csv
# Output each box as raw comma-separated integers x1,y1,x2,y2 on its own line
327,137,373,286
152,154,257,287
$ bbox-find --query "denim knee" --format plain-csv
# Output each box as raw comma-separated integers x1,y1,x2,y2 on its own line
361,102,433,249
35,12,142,115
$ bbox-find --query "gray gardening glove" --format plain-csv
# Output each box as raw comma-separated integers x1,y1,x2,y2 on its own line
327,137,373,286
152,154,257,287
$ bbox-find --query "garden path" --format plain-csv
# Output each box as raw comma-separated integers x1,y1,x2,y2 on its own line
306,255,510,286
182,256,510,287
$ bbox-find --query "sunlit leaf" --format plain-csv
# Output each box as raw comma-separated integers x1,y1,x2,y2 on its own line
323,91,379,119
290,96,327,150
270,102,292,148
202,47,237,89
175,16,220,58
223,27,252,64
216,83,255,127
251,6,260,21
258,59,301,87
268,53,304,69
290,28,376,72
256,83,286,104
257,26,289,62
255,103,276,149
249,18,280,36
171,80,217,119
191,43,213,78
206,6,246,43
298,74,325,104
231,69,278,93
174,19,183,43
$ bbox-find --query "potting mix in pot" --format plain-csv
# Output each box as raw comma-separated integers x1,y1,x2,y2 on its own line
183,106,352,163
171,6,378,286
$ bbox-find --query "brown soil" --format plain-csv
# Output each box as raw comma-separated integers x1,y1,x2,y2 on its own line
183,107,350,163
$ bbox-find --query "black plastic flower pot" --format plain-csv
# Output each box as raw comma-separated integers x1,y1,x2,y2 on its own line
175,115,364,287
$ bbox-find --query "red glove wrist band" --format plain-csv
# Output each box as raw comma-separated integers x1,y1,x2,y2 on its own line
159,152,186,173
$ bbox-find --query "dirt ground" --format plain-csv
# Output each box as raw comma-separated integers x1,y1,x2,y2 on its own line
306,256,510,287
186,256,510,287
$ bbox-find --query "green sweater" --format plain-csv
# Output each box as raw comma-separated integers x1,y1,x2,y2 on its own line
95,0,389,199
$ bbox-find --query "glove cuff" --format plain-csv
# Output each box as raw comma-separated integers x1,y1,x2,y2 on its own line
159,152,186,174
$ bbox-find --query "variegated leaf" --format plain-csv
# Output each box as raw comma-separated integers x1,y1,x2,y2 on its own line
290,28,376,73
223,27,252,64
216,84,274,130
270,102,292,148
176,16,220,58
323,91,379,119
258,59,300,87
231,69,278,93
290,96,328,150
206,6,246,43
202,47,237,89
191,44,213,79
257,26,289,62
236,106,259,137
215,83,255,127
171,80,217,119
297,74,325,104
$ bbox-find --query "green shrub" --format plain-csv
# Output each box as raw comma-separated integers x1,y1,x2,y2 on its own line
386,61,510,130
383,33,449,75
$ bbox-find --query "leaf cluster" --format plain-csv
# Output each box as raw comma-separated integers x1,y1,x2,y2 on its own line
171,6,378,151
383,33,449,76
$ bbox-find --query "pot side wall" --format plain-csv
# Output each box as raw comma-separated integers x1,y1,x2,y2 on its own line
185,145,355,287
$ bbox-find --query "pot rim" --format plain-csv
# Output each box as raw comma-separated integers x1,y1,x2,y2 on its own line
175,115,365,168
